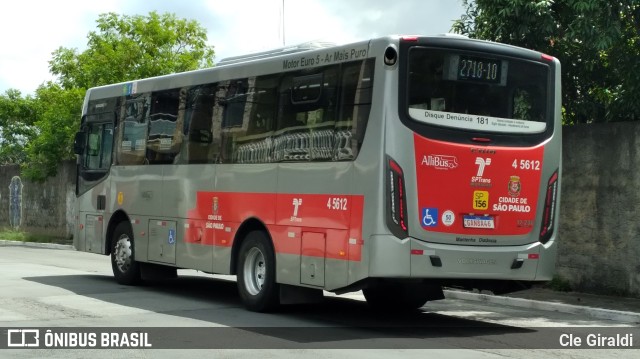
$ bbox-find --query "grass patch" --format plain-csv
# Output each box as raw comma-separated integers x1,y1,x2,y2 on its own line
545,275,573,292
0,228,72,245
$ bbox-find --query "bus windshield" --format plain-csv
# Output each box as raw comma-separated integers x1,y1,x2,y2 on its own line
407,47,549,134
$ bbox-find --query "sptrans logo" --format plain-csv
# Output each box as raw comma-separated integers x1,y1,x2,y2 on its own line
471,157,492,187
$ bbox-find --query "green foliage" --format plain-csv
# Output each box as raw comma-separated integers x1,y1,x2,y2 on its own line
452,0,640,124
11,11,216,180
0,227,72,244
0,90,38,164
49,11,215,89
22,83,84,181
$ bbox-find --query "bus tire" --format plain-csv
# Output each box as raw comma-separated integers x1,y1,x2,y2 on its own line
111,221,141,285
237,231,279,312
363,281,429,312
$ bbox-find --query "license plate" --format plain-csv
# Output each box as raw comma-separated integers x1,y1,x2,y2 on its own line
463,215,495,229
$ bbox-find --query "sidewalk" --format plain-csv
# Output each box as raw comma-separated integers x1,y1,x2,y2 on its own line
506,287,640,314
0,239,74,250
445,287,640,324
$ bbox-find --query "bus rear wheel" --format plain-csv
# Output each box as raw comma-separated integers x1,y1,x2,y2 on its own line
111,221,141,285
237,231,279,312
363,281,431,312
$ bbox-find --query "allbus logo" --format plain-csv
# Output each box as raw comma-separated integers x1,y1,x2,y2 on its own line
421,154,459,170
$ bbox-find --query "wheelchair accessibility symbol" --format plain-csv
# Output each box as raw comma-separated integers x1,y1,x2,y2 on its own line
168,229,176,245
421,208,438,228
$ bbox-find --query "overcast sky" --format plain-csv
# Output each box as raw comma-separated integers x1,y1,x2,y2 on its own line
0,0,465,95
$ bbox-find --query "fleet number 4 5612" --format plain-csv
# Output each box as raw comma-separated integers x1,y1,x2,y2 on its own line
512,159,541,170
327,197,348,211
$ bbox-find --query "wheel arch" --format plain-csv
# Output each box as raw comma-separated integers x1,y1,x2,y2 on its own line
230,217,273,275
105,209,131,255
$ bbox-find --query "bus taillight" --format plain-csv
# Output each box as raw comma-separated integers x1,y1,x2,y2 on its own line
401,36,419,42
386,156,409,238
539,170,559,244
541,53,555,62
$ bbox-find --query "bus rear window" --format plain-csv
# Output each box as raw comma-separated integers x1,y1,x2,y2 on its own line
407,48,548,134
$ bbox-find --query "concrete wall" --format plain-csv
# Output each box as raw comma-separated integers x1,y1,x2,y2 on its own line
0,161,76,238
1,122,640,296
559,122,640,296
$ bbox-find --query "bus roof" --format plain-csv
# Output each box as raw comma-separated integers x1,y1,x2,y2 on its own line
83,34,549,102
217,40,337,66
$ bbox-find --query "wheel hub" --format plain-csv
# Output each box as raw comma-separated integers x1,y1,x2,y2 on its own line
243,247,266,295
114,236,132,273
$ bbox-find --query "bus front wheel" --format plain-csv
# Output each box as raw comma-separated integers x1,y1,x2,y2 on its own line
111,221,141,285
236,231,279,312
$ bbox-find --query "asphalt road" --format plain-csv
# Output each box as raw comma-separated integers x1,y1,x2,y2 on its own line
0,244,638,358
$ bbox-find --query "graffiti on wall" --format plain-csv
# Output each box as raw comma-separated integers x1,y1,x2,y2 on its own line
9,176,23,229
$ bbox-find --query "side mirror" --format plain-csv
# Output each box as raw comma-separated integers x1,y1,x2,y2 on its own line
73,131,86,155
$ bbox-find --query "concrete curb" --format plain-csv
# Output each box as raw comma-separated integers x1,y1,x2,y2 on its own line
444,289,640,324
0,239,74,251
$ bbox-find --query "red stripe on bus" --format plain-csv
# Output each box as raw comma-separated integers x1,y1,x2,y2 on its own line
184,192,365,261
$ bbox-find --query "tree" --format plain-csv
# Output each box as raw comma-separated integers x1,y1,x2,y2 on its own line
0,89,37,165
22,84,85,181
49,11,215,90
452,0,640,124
20,11,215,180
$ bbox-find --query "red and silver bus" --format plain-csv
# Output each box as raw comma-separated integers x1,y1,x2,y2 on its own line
73,35,561,312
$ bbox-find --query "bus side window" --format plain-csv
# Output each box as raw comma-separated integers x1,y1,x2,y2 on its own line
117,93,150,165
274,66,338,162
101,125,114,168
180,84,217,164
337,59,374,161
218,79,252,163
84,122,114,170
147,89,180,165
232,75,279,164
247,75,278,136
221,79,248,128
85,127,102,169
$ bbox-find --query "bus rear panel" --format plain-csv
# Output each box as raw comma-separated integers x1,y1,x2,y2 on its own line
368,36,560,294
